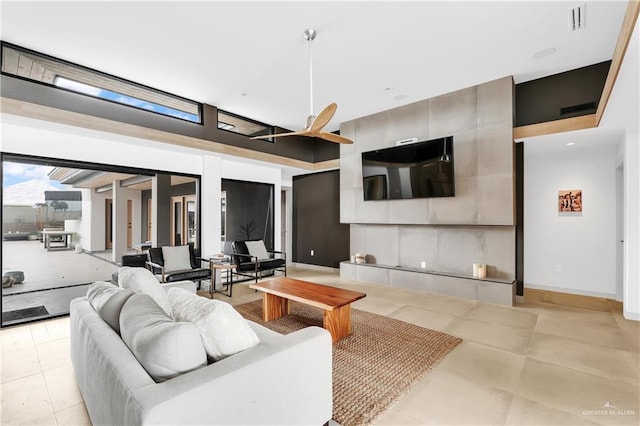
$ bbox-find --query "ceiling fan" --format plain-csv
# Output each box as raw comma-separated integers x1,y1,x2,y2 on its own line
251,29,353,145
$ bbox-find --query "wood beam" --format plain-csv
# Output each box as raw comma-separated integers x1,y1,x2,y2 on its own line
596,0,640,125
312,159,340,170
513,114,597,140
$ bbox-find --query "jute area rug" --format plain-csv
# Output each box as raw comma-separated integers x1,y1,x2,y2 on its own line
235,300,462,425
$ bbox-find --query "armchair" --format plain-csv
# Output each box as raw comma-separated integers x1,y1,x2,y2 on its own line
228,240,286,283
146,244,211,288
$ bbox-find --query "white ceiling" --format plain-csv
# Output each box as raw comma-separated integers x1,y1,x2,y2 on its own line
0,1,628,134
519,127,623,156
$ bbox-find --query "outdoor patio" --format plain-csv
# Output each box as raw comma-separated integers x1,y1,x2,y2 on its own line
2,240,120,325
2,240,119,294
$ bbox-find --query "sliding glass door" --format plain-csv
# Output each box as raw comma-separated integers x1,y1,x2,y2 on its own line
1,154,200,326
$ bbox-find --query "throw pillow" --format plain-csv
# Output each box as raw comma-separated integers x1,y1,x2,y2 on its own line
118,266,173,317
86,281,135,334
119,293,207,382
162,245,192,272
245,240,269,260
167,287,260,361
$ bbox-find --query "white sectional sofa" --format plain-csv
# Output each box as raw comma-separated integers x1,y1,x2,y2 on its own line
70,278,333,425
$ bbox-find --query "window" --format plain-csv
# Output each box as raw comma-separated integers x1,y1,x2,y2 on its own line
218,110,274,142
1,43,202,123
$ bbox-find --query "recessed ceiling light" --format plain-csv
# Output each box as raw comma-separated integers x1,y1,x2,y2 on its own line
566,142,575,146
533,47,557,60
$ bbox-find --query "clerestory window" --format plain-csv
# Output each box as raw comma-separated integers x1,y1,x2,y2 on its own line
1,42,202,123
217,110,274,142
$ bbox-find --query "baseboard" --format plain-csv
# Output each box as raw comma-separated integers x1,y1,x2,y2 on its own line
524,283,616,300
623,310,640,321
524,286,616,312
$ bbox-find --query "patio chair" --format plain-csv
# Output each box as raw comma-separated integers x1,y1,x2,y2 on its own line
227,239,286,283
146,243,211,288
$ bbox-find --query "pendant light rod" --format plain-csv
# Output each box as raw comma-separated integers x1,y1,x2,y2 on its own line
304,28,317,120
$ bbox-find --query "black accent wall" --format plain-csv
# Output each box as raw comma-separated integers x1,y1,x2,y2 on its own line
515,61,610,126
515,142,524,297
222,179,274,250
292,170,349,268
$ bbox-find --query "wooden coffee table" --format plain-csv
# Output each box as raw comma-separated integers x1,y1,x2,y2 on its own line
249,277,366,342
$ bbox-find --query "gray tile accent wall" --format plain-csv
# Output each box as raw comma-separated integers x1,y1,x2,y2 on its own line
340,77,516,304
340,76,514,226
346,265,516,306
350,224,516,280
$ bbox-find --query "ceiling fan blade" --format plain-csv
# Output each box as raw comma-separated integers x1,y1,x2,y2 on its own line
308,103,337,133
250,130,310,140
319,131,353,144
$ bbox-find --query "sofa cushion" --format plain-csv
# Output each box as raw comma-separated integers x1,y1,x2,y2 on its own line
167,287,260,361
245,240,269,260
119,293,207,382
86,281,135,333
118,266,173,317
162,245,192,272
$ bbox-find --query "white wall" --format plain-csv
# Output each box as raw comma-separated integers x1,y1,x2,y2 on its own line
600,19,640,320
0,115,205,175
88,190,109,252
524,143,618,298
130,190,143,246
200,155,222,257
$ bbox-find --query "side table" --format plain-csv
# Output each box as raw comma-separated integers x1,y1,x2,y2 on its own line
209,262,236,298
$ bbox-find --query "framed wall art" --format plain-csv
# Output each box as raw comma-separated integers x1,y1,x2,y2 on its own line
558,189,582,213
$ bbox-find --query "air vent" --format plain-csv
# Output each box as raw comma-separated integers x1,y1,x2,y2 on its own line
568,4,586,31
560,101,596,115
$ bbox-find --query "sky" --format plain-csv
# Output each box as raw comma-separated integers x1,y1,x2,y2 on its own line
55,77,199,122
3,162,69,189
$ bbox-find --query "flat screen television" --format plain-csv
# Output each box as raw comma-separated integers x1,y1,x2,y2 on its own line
361,136,454,201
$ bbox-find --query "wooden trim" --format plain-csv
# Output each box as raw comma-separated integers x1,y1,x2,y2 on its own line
596,0,640,125
312,159,340,170
513,114,597,140
524,288,616,312
0,97,326,171
514,1,639,139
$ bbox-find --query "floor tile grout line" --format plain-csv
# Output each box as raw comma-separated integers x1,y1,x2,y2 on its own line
0,370,44,386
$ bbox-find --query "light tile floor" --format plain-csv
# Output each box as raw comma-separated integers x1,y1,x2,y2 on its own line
1,267,639,425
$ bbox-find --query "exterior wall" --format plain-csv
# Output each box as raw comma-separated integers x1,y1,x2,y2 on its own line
87,190,110,252
339,76,516,282
2,205,38,233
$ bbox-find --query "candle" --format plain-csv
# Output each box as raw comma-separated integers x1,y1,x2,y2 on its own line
473,263,481,277
478,264,487,279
